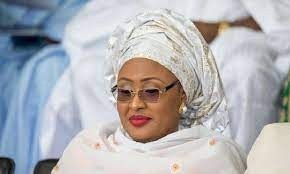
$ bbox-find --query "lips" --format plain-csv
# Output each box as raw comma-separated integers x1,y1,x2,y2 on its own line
129,115,152,127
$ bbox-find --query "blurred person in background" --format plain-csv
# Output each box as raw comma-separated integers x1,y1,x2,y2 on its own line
189,0,290,152
0,1,88,174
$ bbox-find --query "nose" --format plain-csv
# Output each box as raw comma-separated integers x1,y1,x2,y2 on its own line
129,92,146,110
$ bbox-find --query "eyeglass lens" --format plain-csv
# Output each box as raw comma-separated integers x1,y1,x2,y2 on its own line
116,88,160,102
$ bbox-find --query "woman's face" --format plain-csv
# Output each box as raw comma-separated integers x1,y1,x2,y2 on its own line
116,58,186,143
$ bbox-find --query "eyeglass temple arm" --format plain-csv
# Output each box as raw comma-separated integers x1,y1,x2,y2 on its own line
164,80,179,92
111,85,117,93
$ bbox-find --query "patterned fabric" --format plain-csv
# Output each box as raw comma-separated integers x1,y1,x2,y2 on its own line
52,121,246,174
280,70,290,122
104,9,230,134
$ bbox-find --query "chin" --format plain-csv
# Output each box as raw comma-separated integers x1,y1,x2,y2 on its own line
132,136,157,143
127,129,156,143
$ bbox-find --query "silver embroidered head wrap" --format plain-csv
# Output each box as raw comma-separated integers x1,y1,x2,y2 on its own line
104,9,230,134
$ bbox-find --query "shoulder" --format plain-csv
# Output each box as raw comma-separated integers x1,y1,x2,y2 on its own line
71,120,120,144
199,125,247,158
206,134,247,159
246,123,290,174
259,123,290,137
190,125,247,162
248,123,290,156
182,126,247,173
61,120,120,154
249,123,290,154
209,135,247,172
51,121,120,173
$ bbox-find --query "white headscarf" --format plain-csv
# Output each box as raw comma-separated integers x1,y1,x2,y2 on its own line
104,9,229,134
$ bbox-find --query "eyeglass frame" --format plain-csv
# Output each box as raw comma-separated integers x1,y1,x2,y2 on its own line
110,80,180,103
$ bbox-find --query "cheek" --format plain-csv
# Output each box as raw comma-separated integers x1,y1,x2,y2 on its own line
116,103,128,120
151,97,181,126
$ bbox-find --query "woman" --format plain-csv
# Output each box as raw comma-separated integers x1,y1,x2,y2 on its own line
52,9,246,174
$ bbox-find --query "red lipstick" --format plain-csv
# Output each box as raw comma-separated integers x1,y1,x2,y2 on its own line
129,115,152,127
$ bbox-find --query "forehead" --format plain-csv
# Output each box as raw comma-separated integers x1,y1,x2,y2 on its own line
118,58,177,82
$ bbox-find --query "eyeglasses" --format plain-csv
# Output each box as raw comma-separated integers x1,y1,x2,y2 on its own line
111,80,179,103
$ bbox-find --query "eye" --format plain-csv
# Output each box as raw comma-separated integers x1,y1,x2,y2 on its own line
144,89,160,96
118,89,132,96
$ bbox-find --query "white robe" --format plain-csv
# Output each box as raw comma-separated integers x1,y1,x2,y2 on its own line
245,123,290,174
51,122,246,174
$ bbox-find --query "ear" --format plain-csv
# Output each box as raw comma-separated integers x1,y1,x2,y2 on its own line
181,91,187,103
179,87,187,104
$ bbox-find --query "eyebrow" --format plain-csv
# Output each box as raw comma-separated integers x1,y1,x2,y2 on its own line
118,77,166,84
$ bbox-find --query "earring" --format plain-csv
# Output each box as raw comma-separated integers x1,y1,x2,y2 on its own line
179,102,187,114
